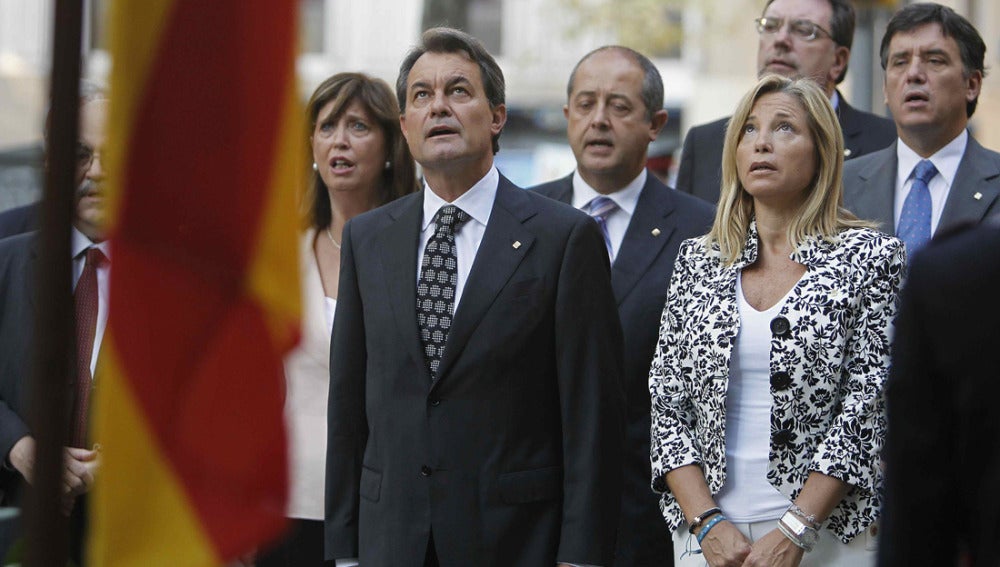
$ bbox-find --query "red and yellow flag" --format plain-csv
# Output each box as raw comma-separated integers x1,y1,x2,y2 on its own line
90,1,302,564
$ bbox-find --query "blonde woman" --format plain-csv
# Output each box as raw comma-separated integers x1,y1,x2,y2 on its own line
649,75,905,567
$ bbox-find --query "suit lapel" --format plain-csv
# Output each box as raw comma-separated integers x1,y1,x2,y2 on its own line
852,145,898,232
938,136,1000,233
544,175,574,204
611,177,674,305
434,177,536,384
377,194,430,379
837,94,864,158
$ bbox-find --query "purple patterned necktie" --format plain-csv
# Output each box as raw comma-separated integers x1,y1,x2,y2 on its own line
417,205,470,380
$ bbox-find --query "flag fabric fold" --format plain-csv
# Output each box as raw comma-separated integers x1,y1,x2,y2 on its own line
90,1,302,564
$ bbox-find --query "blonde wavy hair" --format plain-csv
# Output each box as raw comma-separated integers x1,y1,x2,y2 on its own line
707,74,871,265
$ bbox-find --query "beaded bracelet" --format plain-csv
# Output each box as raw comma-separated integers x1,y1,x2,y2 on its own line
696,513,727,545
788,503,820,529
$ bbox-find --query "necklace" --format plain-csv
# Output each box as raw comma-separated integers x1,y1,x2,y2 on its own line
325,227,341,249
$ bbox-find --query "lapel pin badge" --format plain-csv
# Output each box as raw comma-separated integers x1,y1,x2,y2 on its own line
651,228,661,236
843,148,852,157
974,192,983,200
512,241,522,249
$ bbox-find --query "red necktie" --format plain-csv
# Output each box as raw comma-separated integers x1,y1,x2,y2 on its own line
72,247,104,448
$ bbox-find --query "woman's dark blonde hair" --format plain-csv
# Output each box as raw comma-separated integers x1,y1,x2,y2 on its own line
305,72,417,229
707,74,871,264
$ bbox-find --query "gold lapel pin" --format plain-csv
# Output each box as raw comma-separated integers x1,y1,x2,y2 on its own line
843,148,852,157
512,241,522,249
974,192,983,200
651,228,661,236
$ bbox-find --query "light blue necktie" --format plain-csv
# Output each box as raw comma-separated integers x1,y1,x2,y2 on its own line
587,196,618,261
898,159,937,254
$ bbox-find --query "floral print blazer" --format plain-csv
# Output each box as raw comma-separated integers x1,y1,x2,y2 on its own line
649,223,906,543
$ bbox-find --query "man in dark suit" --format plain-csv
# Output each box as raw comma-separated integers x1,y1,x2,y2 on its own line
324,28,624,567
0,204,39,240
842,3,999,254
0,93,108,557
0,82,106,240
531,46,713,567
880,219,1000,567
676,0,895,204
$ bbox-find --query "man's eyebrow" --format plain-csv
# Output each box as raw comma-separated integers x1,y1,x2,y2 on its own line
408,79,432,92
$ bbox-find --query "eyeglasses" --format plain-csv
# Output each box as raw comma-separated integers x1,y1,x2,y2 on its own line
76,142,103,171
755,16,832,42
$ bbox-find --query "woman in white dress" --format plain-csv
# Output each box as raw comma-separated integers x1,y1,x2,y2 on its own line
257,72,416,566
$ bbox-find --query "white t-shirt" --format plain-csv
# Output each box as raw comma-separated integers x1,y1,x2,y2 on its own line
715,273,793,522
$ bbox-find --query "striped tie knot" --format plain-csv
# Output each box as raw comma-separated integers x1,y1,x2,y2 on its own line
588,196,618,221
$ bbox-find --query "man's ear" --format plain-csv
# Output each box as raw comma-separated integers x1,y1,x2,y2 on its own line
648,109,669,142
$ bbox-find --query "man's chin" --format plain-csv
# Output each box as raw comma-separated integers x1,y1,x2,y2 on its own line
75,210,108,242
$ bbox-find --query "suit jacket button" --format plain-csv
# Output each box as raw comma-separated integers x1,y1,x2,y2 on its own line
773,429,795,445
770,316,790,337
429,398,441,407
770,371,791,390
421,465,433,477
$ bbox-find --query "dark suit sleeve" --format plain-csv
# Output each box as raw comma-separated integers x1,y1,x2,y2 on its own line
675,128,696,195
553,216,625,564
324,219,368,561
879,257,956,567
0,240,32,475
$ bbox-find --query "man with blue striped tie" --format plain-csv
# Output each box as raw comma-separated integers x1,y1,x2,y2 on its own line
531,46,713,567
843,3,1000,256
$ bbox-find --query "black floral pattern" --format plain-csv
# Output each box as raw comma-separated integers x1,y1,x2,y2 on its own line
648,222,906,543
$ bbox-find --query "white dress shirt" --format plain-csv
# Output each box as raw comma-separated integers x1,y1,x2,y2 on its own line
894,129,967,235
71,227,110,376
570,169,645,261
417,166,498,311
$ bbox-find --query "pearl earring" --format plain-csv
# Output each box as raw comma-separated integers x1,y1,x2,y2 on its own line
384,161,391,170
312,162,319,172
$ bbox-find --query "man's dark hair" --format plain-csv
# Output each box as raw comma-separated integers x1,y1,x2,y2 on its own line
879,2,986,117
763,0,856,84
566,46,664,122
396,27,506,154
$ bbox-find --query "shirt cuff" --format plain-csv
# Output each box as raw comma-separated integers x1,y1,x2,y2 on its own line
334,560,359,567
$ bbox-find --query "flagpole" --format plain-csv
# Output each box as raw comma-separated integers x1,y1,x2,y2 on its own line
23,0,83,564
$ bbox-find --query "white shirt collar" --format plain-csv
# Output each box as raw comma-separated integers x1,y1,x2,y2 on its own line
829,90,840,111
570,168,646,215
896,129,967,188
71,226,111,261
421,166,498,230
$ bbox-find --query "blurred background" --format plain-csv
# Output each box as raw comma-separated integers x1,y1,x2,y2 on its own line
1,0,998,209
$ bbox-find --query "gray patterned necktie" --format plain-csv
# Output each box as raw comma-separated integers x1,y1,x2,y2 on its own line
417,204,471,379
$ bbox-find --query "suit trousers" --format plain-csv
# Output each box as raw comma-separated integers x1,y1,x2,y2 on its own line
672,518,878,566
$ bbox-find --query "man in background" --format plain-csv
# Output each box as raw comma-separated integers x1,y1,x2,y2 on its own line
842,2,999,255
676,0,895,204
531,45,713,567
